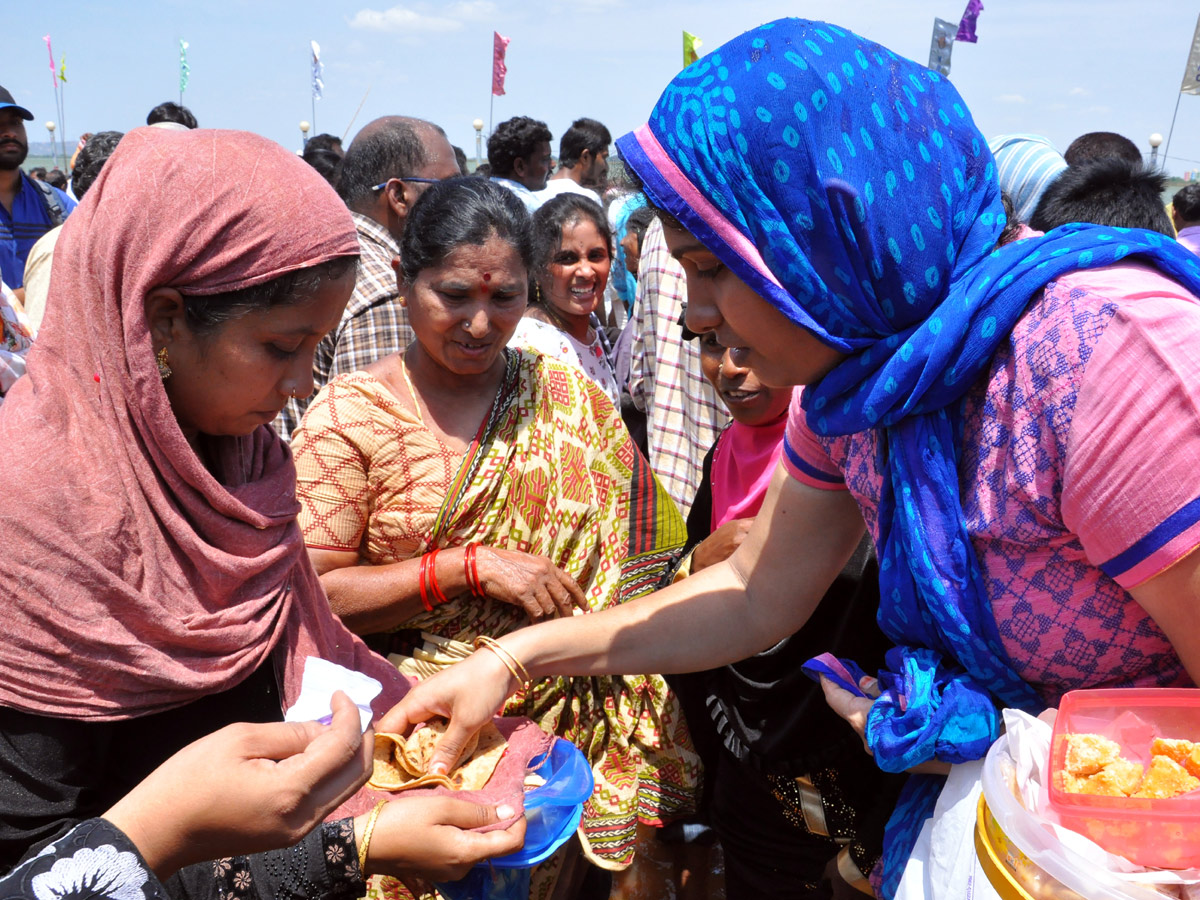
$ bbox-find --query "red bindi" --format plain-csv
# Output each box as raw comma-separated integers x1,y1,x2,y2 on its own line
482,272,491,282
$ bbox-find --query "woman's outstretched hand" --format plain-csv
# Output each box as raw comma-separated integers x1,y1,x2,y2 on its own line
379,649,517,777
475,546,587,621
104,691,372,879
362,795,526,884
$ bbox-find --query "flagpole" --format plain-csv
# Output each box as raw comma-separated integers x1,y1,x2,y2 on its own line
489,94,494,137
1163,91,1184,170
342,86,371,142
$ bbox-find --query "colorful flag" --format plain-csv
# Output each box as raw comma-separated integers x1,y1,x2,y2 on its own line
311,40,324,101
492,32,510,96
179,39,190,94
928,19,955,76
43,35,57,90
1181,14,1200,95
683,31,703,67
956,0,983,43
58,55,67,84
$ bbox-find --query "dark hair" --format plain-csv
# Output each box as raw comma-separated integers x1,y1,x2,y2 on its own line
182,256,357,335
623,205,656,254
45,169,67,190
398,177,533,285
71,131,123,199
301,147,342,187
487,116,552,177
305,133,342,155
530,193,613,287
1029,157,1173,236
146,102,198,129
558,117,611,168
1173,183,1200,223
338,119,442,208
452,145,469,176
474,162,492,179
28,167,46,179
1064,131,1142,167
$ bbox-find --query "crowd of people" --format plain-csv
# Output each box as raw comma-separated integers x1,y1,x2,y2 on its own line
3,15,1200,900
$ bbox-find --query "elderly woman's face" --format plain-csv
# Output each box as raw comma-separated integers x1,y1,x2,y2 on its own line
662,224,845,388
159,267,355,441
404,235,528,376
544,218,611,321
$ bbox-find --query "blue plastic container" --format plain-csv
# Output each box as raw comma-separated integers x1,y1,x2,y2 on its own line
435,738,594,900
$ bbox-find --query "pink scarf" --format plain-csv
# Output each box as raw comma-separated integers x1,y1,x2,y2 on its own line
710,411,788,529
0,128,407,724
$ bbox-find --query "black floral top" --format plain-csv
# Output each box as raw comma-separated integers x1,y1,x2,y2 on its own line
0,818,363,900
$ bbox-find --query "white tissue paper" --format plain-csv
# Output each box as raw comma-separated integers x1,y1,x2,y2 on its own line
283,656,382,733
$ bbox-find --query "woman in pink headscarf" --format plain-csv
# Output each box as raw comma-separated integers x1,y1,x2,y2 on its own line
0,127,525,885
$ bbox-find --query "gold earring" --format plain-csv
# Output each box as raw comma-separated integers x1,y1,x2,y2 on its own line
156,347,172,381
398,295,406,307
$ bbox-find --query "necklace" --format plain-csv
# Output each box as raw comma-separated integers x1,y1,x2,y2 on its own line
400,355,425,425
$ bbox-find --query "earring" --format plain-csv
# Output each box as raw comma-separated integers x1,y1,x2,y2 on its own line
156,347,172,381
398,295,406,307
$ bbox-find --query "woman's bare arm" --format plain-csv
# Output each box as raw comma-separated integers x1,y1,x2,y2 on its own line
309,546,585,635
383,465,866,772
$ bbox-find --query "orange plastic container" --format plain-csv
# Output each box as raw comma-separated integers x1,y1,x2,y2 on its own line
1048,688,1200,868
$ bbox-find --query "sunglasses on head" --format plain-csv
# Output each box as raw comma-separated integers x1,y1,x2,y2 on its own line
371,177,443,191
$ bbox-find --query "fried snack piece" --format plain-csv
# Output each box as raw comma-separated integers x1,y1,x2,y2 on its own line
1063,733,1121,776
1076,758,1145,797
1132,756,1200,799
1150,737,1200,778
368,720,507,793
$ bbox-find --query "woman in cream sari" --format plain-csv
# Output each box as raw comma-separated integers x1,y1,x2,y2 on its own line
292,178,699,898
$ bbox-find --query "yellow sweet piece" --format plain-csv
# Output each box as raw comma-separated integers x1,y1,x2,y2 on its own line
1078,758,1145,797
1132,756,1200,799
1063,733,1121,776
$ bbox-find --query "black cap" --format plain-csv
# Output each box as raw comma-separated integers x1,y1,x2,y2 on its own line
0,86,33,121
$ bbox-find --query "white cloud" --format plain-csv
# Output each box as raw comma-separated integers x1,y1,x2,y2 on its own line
995,93,1027,104
1068,86,1090,97
349,1,496,33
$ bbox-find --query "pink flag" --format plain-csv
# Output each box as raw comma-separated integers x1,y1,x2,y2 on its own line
492,32,511,96
43,35,57,89
955,0,983,43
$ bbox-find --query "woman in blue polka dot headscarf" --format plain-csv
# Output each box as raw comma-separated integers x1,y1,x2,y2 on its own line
388,18,1200,898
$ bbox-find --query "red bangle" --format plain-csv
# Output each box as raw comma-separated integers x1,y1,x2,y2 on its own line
428,548,450,606
465,543,484,597
418,551,434,612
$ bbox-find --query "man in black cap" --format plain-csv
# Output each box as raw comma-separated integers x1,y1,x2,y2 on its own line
0,85,76,294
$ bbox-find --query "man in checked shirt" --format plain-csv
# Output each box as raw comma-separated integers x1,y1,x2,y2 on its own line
276,116,461,437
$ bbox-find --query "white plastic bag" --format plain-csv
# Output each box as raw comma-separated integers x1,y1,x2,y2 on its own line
893,759,1002,900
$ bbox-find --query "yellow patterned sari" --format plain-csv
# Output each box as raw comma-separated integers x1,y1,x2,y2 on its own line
294,349,700,880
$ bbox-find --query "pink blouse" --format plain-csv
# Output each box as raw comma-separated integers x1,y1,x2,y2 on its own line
783,263,1200,703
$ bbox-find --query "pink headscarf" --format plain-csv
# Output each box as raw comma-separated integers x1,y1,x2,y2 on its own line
0,128,406,723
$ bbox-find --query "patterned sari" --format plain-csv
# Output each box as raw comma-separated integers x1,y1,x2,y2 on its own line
294,349,701,882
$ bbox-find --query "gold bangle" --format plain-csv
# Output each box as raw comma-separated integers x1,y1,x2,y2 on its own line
473,635,532,692
357,799,386,877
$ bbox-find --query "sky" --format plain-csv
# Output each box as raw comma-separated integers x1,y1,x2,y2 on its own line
5,0,1200,176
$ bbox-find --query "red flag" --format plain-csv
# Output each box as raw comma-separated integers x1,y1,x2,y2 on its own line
492,32,510,96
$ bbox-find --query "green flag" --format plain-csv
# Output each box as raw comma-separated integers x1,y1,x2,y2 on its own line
179,39,190,95
683,30,702,68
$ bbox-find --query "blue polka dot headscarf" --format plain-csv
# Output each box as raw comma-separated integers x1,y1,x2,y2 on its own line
617,17,1200,897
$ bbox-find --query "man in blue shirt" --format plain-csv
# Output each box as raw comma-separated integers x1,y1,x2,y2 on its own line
0,85,76,292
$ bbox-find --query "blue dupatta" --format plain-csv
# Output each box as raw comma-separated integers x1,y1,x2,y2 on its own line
616,17,1200,897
